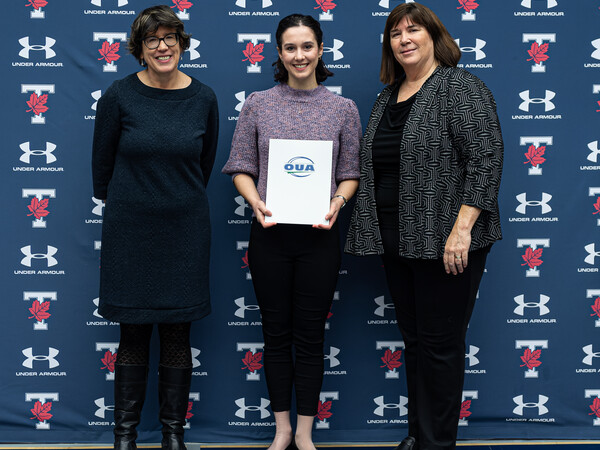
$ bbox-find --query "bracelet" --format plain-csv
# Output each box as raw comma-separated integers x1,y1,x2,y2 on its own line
333,194,347,208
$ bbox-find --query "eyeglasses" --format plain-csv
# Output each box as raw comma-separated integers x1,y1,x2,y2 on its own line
143,33,179,50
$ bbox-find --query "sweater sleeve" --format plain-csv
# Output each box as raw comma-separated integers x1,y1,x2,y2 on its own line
448,73,503,213
91,82,121,200
201,88,219,187
222,92,259,179
335,99,361,183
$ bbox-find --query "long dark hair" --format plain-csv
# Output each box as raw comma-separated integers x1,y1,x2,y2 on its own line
273,14,333,83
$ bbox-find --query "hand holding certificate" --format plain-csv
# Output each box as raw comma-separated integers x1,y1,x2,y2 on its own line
265,139,333,226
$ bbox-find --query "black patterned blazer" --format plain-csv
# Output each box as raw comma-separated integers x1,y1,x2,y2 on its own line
345,66,503,259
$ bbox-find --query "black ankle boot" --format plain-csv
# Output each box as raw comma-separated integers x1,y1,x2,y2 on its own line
395,436,416,450
113,364,148,450
158,365,192,450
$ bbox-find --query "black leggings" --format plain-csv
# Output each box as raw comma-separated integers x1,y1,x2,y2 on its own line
248,221,341,416
115,322,192,368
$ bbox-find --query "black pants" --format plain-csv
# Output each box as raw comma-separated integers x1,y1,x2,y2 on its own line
248,220,340,416
381,246,490,450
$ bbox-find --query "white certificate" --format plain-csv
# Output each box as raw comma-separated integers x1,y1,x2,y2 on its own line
265,139,333,225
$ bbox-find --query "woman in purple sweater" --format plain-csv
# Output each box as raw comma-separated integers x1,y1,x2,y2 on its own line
223,14,360,450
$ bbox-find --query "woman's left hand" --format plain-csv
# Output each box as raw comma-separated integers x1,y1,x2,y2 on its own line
313,196,345,230
443,204,482,275
443,224,471,275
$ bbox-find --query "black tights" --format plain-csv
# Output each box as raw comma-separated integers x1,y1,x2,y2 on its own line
115,322,192,368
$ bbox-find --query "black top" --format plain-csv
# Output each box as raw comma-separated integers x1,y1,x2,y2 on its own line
372,86,416,232
92,73,219,323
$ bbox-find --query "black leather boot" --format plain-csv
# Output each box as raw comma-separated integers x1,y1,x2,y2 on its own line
158,365,192,450
113,364,148,450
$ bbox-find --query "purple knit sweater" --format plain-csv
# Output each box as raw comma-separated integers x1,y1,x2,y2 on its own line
222,83,361,201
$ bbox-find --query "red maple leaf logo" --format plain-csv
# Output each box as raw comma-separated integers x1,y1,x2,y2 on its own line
521,246,543,269
27,197,50,220
456,0,479,12
380,349,403,370
596,100,600,112
593,197,600,215
242,42,264,65
30,401,53,422
26,93,48,116
171,0,193,11
520,348,542,369
241,350,263,372
314,0,336,12
98,41,121,64
186,401,194,420
591,297,600,318
26,0,48,9
527,42,550,65
101,350,117,373
315,400,332,421
589,397,600,418
28,301,51,321
523,145,546,166
459,400,472,419
241,250,249,269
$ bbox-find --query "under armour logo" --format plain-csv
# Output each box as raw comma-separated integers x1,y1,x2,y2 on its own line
583,344,600,366
94,397,114,419
20,142,57,164
465,345,480,367
513,395,549,416
186,38,201,60
234,195,249,216
91,0,129,6
22,347,60,369
519,90,555,112
521,0,558,8
587,141,600,163
21,245,58,267
92,197,105,216
455,38,486,61
378,0,414,8
514,294,550,316
236,0,273,7
324,346,341,368
515,192,552,214
374,295,394,317
592,39,600,61
91,90,102,111
585,243,600,265
19,37,56,59
373,395,408,417
235,398,270,419
234,297,260,319
323,39,344,61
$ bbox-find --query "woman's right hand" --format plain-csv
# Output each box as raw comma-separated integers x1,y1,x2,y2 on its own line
251,200,276,228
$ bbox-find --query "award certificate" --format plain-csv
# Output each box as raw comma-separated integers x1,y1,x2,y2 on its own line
265,139,333,225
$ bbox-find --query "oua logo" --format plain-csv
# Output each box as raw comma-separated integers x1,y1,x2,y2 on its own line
284,157,315,178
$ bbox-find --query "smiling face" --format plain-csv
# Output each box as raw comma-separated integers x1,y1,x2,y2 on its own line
277,25,323,90
389,16,436,74
141,26,181,77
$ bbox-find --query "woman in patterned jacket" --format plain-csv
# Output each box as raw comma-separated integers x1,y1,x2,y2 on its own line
345,3,503,450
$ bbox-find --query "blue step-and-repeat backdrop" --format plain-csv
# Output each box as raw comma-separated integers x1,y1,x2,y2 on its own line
1,0,599,444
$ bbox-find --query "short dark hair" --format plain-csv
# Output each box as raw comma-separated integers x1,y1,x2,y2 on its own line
128,5,191,66
380,2,461,85
273,14,333,84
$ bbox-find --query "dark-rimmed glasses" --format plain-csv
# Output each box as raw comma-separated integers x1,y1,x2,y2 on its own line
143,33,179,50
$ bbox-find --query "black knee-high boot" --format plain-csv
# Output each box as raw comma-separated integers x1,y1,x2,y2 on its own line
158,365,192,450
113,364,148,450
